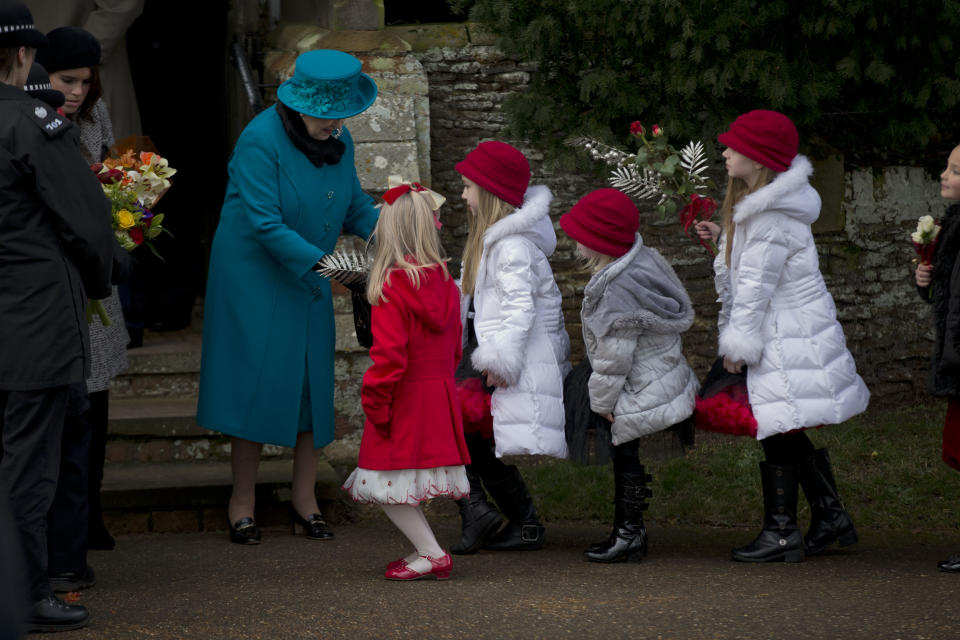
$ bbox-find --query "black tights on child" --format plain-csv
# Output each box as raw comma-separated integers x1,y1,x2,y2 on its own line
612,438,643,475
760,430,815,466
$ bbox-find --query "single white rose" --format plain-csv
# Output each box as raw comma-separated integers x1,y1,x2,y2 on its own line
918,215,935,235
911,231,924,243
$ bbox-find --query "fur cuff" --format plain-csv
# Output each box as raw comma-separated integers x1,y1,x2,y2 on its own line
471,341,523,387
718,325,764,365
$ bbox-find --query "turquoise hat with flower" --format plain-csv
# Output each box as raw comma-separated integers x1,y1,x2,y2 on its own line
276,49,378,119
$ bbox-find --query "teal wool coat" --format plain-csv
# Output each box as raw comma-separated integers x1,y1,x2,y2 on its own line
197,107,378,447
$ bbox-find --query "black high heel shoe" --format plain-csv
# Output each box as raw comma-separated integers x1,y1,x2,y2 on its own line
290,505,334,540
228,516,261,545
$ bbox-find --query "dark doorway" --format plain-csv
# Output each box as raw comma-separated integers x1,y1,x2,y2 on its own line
125,0,230,332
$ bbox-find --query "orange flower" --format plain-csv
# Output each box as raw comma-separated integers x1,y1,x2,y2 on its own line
140,151,155,165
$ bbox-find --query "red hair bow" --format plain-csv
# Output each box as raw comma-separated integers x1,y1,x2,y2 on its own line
382,182,427,205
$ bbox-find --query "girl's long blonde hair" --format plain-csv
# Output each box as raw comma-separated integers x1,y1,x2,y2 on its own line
366,190,449,304
460,187,514,295
721,168,776,266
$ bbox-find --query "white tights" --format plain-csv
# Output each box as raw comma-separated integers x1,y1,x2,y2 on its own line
381,504,444,573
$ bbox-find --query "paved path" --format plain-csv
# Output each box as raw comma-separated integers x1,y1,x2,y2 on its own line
55,519,960,639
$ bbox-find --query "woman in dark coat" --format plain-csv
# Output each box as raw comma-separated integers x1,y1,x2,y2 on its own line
197,49,379,544
915,143,960,572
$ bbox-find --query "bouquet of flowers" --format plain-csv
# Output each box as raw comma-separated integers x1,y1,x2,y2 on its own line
92,146,175,253
87,139,176,324
912,214,941,299
570,122,718,254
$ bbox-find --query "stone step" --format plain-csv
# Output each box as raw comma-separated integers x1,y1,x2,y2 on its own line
100,458,350,535
109,396,203,436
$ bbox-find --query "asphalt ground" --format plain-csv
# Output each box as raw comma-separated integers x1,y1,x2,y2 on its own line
36,519,960,640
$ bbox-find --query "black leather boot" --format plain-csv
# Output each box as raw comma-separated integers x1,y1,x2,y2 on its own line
481,466,545,551
798,448,858,555
584,468,651,563
450,467,503,555
588,470,624,551
731,462,805,563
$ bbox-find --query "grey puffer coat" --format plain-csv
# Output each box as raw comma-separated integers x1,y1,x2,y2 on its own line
581,234,698,446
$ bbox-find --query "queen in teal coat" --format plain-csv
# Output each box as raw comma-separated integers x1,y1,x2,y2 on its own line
198,50,379,544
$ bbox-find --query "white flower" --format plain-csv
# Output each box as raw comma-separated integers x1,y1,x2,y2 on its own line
911,231,924,244
917,215,936,235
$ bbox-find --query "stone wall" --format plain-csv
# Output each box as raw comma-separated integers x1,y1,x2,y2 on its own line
264,23,941,442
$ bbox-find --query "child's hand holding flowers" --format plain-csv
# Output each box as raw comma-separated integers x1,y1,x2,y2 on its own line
912,215,940,294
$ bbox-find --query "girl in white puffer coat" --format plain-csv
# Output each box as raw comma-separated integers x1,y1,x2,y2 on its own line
696,110,870,564
449,141,572,555
560,188,698,563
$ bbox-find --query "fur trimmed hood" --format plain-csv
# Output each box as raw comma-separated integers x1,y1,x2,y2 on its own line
582,234,694,337
733,155,819,226
483,185,556,257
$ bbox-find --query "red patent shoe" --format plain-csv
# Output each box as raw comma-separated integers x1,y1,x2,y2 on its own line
384,552,452,580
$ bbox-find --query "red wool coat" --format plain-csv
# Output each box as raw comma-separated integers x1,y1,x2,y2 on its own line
358,265,471,471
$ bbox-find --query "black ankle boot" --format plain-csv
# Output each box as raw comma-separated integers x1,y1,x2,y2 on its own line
798,448,858,555
584,468,651,563
481,466,545,551
451,467,502,555
731,462,804,563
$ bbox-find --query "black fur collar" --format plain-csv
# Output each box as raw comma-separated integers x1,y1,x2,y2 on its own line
276,103,345,168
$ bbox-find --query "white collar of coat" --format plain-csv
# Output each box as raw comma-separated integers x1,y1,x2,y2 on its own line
733,154,813,224
482,185,554,248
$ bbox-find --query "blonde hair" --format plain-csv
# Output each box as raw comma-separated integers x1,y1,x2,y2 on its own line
576,243,613,273
366,190,449,304
460,187,514,295
721,167,776,266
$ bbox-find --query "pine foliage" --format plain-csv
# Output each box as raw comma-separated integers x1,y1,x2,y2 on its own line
450,0,960,164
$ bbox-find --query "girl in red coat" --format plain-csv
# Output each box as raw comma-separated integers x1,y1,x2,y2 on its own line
342,183,471,580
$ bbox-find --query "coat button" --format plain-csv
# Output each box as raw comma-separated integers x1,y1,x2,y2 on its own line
327,191,335,199
324,222,331,231
776,488,784,495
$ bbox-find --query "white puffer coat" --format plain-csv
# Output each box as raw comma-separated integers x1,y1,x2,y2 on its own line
462,185,571,458
582,234,698,445
716,155,870,440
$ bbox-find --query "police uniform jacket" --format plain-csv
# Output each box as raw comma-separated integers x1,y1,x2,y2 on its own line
0,82,114,391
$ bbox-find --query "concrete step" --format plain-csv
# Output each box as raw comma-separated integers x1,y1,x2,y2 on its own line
100,458,351,535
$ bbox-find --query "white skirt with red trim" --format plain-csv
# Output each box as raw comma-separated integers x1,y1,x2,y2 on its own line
342,465,469,505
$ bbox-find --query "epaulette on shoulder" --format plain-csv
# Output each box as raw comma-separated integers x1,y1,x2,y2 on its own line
20,101,71,138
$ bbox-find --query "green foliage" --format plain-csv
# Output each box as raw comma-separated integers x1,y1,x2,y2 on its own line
450,0,960,165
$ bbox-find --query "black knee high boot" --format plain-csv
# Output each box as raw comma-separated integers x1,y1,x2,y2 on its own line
450,466,503,555
481,466,545,551
584,467,651,563
731,462,804,563
797,448,858,555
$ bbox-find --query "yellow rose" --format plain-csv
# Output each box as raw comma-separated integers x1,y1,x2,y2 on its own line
116,209,136,230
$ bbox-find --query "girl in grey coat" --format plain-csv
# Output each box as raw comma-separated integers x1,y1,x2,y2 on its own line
560,188,698,563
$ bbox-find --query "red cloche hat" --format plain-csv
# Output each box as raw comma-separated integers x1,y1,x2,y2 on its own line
717,109,798,172
560,188,639,258
455,141,530,207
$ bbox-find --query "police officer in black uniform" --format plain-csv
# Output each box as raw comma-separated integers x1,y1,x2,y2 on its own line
0,1,114,633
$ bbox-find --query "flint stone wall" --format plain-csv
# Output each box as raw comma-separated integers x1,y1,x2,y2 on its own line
266,24,941,442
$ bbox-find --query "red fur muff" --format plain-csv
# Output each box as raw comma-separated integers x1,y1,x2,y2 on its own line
694,383,758,438
456,378,494,440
